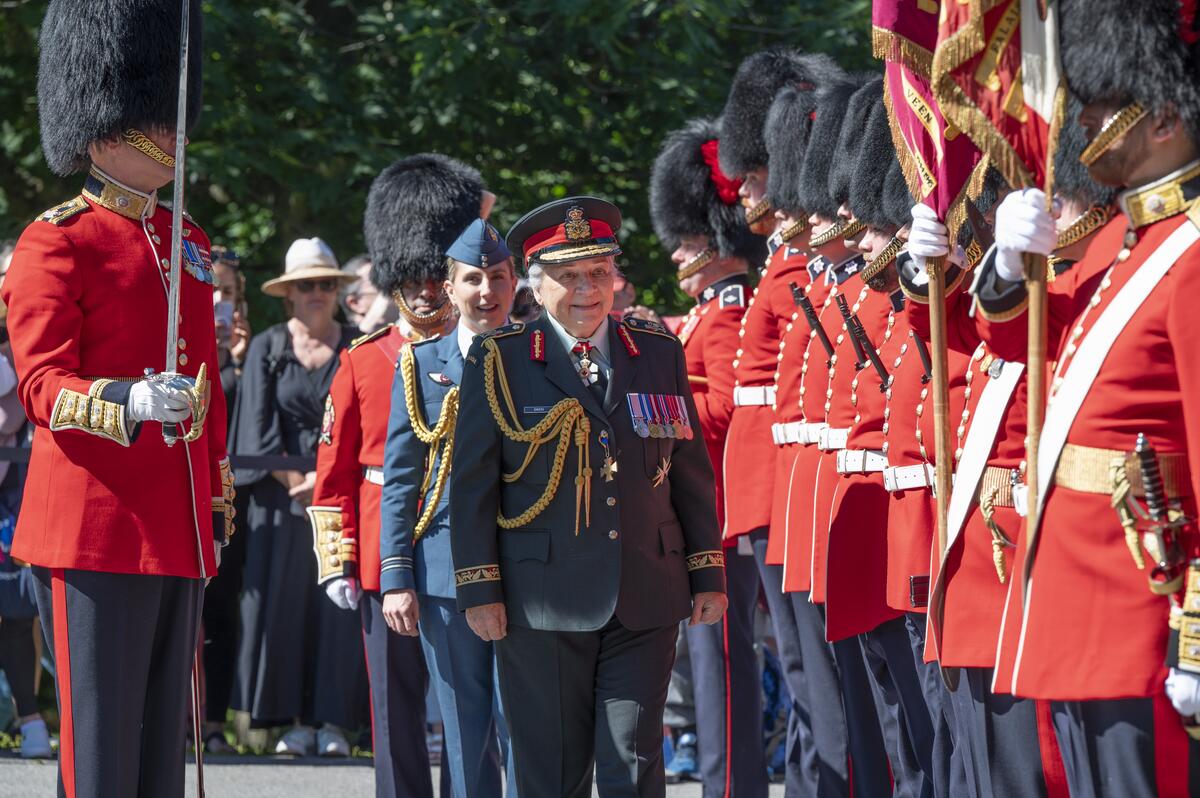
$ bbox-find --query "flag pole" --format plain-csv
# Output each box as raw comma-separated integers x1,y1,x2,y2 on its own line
927,254,952,560
1024,252,1048,547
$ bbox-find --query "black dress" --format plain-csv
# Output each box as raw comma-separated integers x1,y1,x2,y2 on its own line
230,322,368,728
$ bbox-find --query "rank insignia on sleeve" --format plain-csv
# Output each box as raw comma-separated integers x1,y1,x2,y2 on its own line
320,395,335,445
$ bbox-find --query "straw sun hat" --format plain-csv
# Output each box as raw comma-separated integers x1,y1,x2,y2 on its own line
261,237,357,298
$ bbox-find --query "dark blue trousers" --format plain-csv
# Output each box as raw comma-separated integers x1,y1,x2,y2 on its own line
361,590,433,798
860,615,936,798
947,666,1047,798
687,545,767,797
748,528,819,797
418,594,514,798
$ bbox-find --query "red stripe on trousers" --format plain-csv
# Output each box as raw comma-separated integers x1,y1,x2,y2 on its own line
1154,689,1191,798
51,569,76,798
1034,699,1069,798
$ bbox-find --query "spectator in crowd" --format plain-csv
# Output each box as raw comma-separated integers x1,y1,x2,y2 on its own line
611,274,637,315
339,254,397,335
508,277,541,323
200,244,253,753
229,238,368,756
0,242,49,759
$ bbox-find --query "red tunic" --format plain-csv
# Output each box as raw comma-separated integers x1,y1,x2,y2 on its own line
679,278,748,529
767,260,833,565
2,185,227,578
311,326,407,592
984,207,1200,700
806,282,892,606
723,244,809,539
823,292,905,640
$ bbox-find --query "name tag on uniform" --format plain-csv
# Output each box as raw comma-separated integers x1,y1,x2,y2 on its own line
626,393,693,440
523,405,553,415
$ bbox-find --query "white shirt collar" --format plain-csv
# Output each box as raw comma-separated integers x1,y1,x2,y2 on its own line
544,312,611,365
455,323,476,360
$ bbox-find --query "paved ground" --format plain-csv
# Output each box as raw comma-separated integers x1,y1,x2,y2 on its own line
0,755,787,796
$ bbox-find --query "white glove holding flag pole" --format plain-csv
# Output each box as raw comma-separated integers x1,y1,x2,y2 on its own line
994,189,1057,281
127,379,192,424
1167,667,1200,717
904,204,965,288
325,577,361,611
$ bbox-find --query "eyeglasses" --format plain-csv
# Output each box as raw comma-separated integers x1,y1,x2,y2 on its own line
294,279,338,293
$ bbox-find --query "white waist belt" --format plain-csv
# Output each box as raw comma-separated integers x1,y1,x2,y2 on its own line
883,463,936,492
836,449,888,474
772,421,828,446
363,465,384,486
817,427,850,451
734,385,777,406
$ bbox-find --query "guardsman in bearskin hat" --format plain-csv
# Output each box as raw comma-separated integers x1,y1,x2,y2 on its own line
0,1,230,795
306,152,484,797
365,154,487,341
717,49,845,793
649,117,767,796
377,209,519,798
906,105,1111,798
449,196,727,797
964,1,1200,792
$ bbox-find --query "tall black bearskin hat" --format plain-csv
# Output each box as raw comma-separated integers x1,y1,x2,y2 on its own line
765,84,826,214
365,154,484,295
650,118,764,263
830,77,885,211
847,100,899,229
718,49,844,178
883,160,915,230
1054,96,1118,208
1061,0,1200,142
37,0,204,176
797,77,865,220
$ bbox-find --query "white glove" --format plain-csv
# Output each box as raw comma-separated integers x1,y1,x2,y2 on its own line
325,577,361,611
993,188,1057,281
126,379,192,424
907,204,950,268
1166,667,1200,717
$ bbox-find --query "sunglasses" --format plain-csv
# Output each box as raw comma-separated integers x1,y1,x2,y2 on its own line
294,278,338,294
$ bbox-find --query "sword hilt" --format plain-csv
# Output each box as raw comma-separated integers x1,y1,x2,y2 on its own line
1136,433,1168,523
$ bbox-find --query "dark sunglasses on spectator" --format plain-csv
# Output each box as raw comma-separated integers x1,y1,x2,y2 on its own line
294,279,338,293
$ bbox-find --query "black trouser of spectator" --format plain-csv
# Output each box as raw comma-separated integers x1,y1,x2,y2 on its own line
0,615,39,717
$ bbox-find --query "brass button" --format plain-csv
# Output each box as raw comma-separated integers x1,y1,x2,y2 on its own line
327,556,340,567
161,258,170,268
608,530,618,540
606,497,616,507
178,354,189,367
152,235,162,244
147,222,156,233
177,338,187,350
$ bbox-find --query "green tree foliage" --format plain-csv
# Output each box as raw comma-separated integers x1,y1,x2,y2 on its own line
0,0,871,323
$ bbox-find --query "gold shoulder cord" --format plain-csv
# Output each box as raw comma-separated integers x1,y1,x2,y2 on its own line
480,337,592,534
400,345,460,541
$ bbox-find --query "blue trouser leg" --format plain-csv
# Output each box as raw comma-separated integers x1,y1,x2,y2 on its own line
418,594,506,798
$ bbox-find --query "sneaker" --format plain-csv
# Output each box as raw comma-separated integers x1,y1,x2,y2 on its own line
664,731,698,783
274,725,315,757
19,718,52,759
317,724,350,758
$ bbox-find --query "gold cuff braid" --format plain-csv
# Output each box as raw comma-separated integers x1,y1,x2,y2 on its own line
1177,565,1200,673
687,550,725,572
399,345,459,542
49,383,130,446
307,506,351,583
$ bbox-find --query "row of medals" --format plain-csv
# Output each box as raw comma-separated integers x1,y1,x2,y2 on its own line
633,417,694,441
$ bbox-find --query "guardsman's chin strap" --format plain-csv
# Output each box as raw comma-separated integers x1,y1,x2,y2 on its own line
122,129,176,168
394,289,454,341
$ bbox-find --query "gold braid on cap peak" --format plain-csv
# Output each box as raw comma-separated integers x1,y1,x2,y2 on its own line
676,247,715,281
122,129,175,168
810,218,865,249
399,344,459,542
1080,104,1147,167
480,337,592,534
